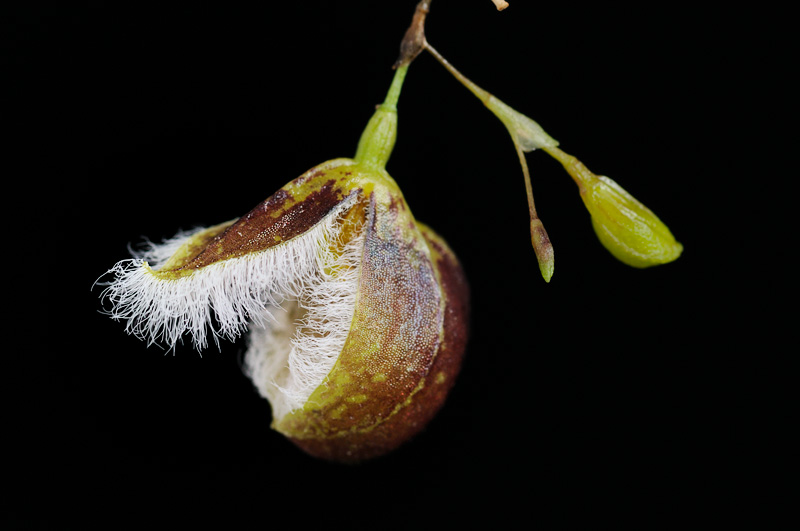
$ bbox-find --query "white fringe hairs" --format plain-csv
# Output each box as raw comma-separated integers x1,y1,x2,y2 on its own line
99,192,361,350
99,192,365,417
244,218,365,419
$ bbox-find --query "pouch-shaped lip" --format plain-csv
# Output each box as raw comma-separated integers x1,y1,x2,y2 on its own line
99,155,470,462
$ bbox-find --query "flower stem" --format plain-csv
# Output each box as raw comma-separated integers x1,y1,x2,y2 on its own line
425,43,491,104
383,63,408,111
354,65,408,171
515,140,539,222
354,1,438,170
426,41,554,280
542,145,593,194
516,139,554,282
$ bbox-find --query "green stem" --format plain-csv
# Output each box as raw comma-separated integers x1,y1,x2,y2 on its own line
383,63,408,110
543,145,594,194
426,41,556,281
354,65,409,171
425,43,490,103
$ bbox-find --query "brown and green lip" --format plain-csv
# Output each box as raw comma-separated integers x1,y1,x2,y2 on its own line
147,157,469,463
283,220,470,463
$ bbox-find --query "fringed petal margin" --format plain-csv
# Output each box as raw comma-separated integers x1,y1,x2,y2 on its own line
97,193,360,352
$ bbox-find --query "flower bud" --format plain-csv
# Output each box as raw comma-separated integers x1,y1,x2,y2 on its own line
549,148,683,268
530,218,554,282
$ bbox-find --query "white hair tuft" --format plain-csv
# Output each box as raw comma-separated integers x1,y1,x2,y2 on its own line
98,193,361,354
244,218,364,419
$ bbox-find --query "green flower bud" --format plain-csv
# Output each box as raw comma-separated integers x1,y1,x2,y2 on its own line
547,147,683,268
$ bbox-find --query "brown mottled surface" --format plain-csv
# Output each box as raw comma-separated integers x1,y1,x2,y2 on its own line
288,223,470,463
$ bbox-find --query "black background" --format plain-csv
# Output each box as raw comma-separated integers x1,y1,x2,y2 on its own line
6,1,787,528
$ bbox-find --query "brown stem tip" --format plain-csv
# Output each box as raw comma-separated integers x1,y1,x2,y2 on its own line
395,0,430,68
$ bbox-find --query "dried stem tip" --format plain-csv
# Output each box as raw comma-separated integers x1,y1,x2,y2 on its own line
491,0,509,10
395,0,430,68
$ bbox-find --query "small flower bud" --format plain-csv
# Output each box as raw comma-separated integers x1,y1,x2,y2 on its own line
530,218,554,282
549,148,683,268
